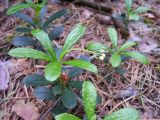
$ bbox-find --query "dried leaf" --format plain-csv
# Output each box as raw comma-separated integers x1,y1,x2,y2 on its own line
0,61,9,90
114,87,138,99
0,111,5,119
96,14,112,25
138,37,158,53
142,13,155,19
12,101,39,120
142,108,154,120
82,9,93,19
4,59,30,74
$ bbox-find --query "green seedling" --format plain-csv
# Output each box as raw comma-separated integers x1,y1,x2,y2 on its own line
8,24,98,111
7,0,67,47
86,27,149,68
8,24,98,82
55,81,140,120
22,55,93,112
125,0,149,21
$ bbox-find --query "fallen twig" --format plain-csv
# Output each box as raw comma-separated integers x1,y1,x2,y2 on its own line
149,10,160,18
38,98,61,120
75,0,112,13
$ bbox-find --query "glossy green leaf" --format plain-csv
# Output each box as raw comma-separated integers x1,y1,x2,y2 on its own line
55,113,81,120
16,27,32,33
13,12,35,26
25,0,33,4
39,6,47,21
60,24,86,59
115,67,127,75
31,29,57,60
110,52,121,68
33,86,54,100
49,26,64,40
12,36,36,47
37,0,48,7
63,60,98,73
86,42,107,51
7,3,30,15
8,48,51,61
107,27,118,48
45,62,62,82
53,84,62,96
134,7,149,14
82,81,97,120
129,13,139,21
125,0,132,12
23,74,52,87
96,95,102,105
122,51,149,64
68,55,91,78
54,45,62,60
25,0,35,8
62,88,77,108
68,67,83,78
69,80,83,90
119,41,136,51
51,102,67,117
121,55,131,62
103,107,140,120
42,9,67,29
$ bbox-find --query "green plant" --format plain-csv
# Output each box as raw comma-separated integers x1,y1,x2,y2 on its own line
55,81,140,120
7,0,67,47
9,24,96,81
86,27,149,68
125,0,149,21
8,24,98,111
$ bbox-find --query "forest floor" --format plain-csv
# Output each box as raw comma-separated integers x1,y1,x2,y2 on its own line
0,0,160,120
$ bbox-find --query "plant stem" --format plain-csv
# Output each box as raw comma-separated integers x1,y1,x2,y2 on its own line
60,48,98,61
70,48,98,54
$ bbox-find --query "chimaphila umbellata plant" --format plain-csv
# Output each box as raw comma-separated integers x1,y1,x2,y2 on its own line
111,0,149,37
125,0,149,21
8,24,98,112
7,0,67,47
87,27,149,68
55,81,140,120
9,24,98,81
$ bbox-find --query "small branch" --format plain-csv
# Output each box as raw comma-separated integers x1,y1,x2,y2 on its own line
5,0,9,8
149,9,160,18
38,98,61,120
75,0,112,13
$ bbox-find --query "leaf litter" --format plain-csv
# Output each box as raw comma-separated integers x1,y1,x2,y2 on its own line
0,61,9,90
12,100,40,120
0,0,160,119
113,86,138,99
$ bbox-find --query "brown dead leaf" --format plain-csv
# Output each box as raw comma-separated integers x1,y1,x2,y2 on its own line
4,58,30,74
12,100,40,120
82,9,93,19
0,61,9,90
142,108,154,120
138,37,158,53
0,111,5,120
130,21,151,35
142,13,155,19
96,14,112,25
114,86,138,99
